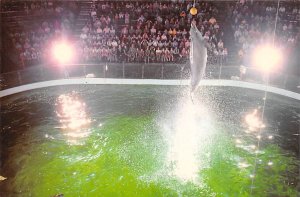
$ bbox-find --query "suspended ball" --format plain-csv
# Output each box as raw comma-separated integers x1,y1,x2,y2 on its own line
190,7,197,16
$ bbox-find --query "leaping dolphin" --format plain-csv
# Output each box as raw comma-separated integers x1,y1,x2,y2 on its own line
189,23,208,93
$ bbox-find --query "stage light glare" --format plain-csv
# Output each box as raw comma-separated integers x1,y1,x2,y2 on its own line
253,45,282,72
52,42,74,64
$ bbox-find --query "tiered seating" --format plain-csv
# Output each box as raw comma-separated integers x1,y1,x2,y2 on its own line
78,1,227,64
2,1,227,67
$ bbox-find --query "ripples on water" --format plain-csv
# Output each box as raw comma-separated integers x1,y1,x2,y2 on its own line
0,85,299,196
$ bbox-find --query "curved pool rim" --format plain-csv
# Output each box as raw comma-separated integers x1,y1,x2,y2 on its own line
0,78,299,100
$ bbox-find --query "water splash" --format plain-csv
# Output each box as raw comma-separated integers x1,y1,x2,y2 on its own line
162,96,214,182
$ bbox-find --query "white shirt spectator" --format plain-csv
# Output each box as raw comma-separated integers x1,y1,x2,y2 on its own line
125,3,132,9
182,29,187,36
106,40,112,47
161,34,167,41
138,15,145,22
234,30,241,40
45,26,51,33
42,21,49,28
288,37,295,44
218,40,224,49
110,28,115,35
158,41,163,48
283,24,287,31
121,27,128,35
147,40,153,47
156,48,162,54
288,23,293,30
223,48,228,56
55,6,63,13
150,26,157,34
292,8,298,14
125,13,130,24
96,27,103,34
24,42,31,49
136,7,142,14
271,6,276,13
242,42,249,51
185,40,190,48
213,49,219,56
204,33,209,40
80,33,87,40
279,6,285,13
172,40,178,48
157,16,163,23
94,19,101,28
91,10,97,21
238,35,246,44
106,16,111,24
82,25,89,33
104,26,110,34
55,28,61,35
111,40,118,47
15,42,22,50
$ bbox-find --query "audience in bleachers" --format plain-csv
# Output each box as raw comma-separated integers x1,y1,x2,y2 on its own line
2,0,299,68
78,1,226,65
3,1,226,66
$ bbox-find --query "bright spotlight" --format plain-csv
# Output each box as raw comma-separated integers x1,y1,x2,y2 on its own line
52,41,74,64
252,45,283,72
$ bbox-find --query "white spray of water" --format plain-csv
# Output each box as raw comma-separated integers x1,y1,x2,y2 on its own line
161,95,214,183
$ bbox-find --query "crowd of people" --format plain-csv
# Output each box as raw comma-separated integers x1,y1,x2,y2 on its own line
229,0,300,65
3,1,299,69
77,1,227,65
4,1,227,66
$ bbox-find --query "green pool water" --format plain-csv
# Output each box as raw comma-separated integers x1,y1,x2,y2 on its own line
0,86,299,196
7,116,299,196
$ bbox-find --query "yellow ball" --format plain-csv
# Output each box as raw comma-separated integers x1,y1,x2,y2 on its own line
190,7,197,15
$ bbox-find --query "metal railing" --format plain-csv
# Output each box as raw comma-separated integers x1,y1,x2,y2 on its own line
0,63,299,93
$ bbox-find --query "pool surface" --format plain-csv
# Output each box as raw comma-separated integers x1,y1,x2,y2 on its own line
0,85,299,196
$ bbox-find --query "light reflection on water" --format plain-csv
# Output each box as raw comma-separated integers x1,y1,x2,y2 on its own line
55,91,92,145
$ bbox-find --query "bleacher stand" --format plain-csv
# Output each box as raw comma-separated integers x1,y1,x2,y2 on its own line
2,1,226,67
